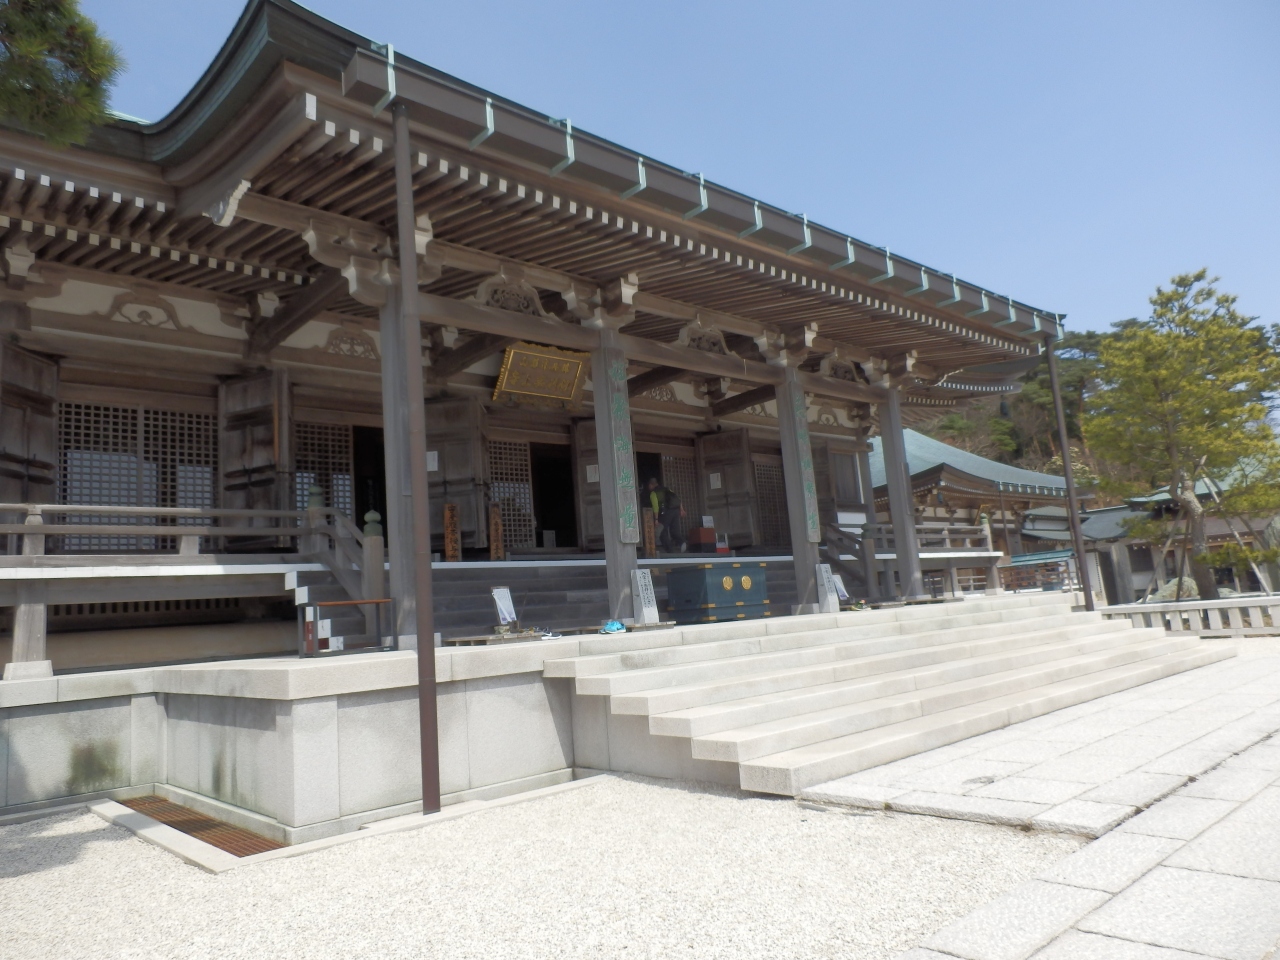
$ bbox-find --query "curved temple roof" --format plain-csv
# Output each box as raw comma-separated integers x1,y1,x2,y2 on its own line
869,430,1069,498
0,0,1064,413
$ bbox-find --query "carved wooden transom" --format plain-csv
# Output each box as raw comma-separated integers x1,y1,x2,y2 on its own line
474,274,547,317
324,327,380,360
678,320,728,355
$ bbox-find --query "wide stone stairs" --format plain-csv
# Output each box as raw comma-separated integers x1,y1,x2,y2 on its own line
544,592,1233,796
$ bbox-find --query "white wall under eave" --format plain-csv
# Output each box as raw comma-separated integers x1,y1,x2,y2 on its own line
27,278,126,315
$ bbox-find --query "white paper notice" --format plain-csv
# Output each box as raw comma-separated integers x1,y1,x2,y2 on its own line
491,586,518,625
832,574,850,601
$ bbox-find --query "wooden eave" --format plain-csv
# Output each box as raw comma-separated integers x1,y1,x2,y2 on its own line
0,0,1059,413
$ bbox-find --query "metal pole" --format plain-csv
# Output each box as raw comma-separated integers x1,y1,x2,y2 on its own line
392,102,441,814
1044,334,1094,611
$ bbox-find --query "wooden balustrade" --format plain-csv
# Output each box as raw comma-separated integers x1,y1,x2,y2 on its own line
0,502,322,556
861,521,994,553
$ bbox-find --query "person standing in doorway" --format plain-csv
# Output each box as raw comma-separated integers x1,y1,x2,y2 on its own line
647,477,686,553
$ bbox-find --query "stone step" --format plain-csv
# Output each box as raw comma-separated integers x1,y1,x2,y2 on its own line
690,633,1199,762
292,583,350,605
549,598,1081,681
284,569,339,589
568,608,1097,696
558,592,1077,664
432,589,609,612
633,622,1163,728
737,642,1235,795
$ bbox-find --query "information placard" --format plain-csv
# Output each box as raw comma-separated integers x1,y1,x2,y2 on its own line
632,568,660,625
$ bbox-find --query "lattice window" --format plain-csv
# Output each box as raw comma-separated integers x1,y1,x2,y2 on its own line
58,403,215,551
753,461,789,548
294,422,354,516
661,455,699,521
488,439,535,550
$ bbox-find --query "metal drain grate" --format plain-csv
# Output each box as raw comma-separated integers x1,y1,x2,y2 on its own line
119,795,284,857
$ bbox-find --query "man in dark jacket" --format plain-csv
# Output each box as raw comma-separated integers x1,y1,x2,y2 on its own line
646,477,686,552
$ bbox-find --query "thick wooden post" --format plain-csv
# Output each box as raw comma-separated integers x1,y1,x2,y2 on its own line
589,321,639,621
379,285,418,641
776,366,822,613
4,507,51,680
1045,335,1094,611
880,387,925,599
853,445,881,598
390,102,440,813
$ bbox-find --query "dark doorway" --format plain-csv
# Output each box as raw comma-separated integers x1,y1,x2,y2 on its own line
636,452,662,493
353,426,386,526
529,443,577,549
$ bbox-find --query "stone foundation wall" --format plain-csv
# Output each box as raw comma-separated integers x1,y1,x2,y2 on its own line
0,643,579,842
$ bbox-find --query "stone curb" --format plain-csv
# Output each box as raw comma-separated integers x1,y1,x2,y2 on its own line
89,774,615,874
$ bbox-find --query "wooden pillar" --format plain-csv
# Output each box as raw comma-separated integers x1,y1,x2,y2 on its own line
4,507,51,680
379,284,420,644
854,443,881,599
776,366,822,612
880,386,924,599
590,322,639,620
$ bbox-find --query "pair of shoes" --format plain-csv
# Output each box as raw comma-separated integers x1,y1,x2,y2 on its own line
541,628,563,639
599,620,626,634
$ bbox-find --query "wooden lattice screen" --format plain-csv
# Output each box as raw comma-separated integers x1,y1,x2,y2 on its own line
487,439,535,551
293,421,354,516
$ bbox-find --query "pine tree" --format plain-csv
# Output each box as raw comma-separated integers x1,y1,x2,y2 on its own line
1084,270,1280,600
0,0,122,147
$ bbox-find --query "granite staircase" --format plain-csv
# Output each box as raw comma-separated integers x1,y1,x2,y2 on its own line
544,592,1233,796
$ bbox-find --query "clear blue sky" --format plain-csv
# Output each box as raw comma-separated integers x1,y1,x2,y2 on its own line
82,0,1278,335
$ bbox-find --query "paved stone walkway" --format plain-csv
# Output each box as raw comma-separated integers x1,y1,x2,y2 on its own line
897,727,1280,959
803,651,1280,839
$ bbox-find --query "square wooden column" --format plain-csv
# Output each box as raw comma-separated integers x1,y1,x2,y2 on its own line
589,322,640,620
378,284,423,645
880,386,925,599
854,444,882,599
776,365,822,613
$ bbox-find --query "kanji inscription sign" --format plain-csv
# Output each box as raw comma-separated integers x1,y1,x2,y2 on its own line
493,342,589,407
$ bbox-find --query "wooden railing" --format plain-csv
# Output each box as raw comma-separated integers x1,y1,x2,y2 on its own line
0,502,318,555
862,522,995,553
1000,559,1080,593
1102,596,1280,638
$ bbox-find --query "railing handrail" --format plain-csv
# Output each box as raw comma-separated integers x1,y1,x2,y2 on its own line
0,502,309,520
0,523,314,537
1105,595,1278,614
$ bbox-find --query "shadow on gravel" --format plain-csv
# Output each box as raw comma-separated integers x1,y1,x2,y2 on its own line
0,812,136,879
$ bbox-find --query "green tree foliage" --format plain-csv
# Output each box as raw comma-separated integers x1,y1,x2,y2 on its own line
918,330,1107,476
0,0,122,147
1084,270,1280,599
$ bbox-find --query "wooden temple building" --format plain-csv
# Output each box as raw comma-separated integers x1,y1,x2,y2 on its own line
0,0,1075,676
1,2,1235,843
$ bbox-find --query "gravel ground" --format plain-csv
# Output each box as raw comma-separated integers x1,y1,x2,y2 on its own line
0,775,1081,960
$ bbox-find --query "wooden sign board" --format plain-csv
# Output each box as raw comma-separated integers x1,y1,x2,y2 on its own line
443,503,461,562
488,502,505,561
493,342,590,408
641,506,657,559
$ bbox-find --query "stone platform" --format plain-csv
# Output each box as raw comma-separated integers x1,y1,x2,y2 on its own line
803,651,1280,837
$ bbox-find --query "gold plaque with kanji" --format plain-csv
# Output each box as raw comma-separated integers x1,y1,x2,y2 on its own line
493,342,590,408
